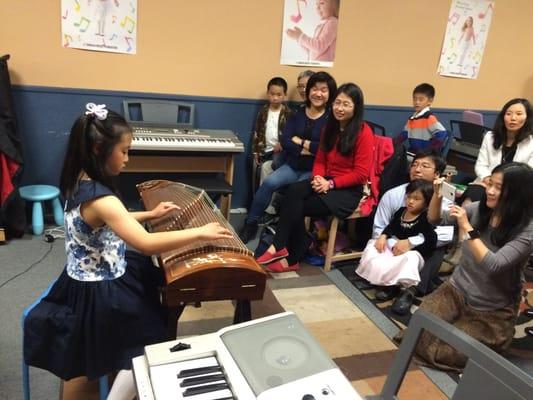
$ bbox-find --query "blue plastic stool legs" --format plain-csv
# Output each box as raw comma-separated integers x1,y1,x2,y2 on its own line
99,375,109,398
22,360,30,400
31,201,44,235
51,197,64,226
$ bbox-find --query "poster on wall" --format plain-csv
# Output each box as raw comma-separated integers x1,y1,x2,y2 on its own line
438,0,494,79
280,0,340,68
61,0,138,54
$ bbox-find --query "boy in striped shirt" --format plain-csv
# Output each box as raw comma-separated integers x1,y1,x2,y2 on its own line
395,83,447,154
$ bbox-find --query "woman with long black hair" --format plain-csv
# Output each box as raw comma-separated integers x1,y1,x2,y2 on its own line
460,98,533,205
255,83,374,272
411,162,533,372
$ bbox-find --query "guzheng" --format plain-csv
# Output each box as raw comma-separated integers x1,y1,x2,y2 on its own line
137,180,266,307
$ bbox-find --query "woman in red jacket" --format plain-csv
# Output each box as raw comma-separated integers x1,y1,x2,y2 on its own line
256,83,374,272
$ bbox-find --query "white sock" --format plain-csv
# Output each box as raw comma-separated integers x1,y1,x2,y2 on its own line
107,369,136,400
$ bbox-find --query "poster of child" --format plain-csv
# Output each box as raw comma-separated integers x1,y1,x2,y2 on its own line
280,0,341,67
437,0,494,79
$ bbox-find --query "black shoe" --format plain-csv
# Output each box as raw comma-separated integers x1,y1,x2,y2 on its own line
392,288,416,315
258,213,278,227
375,286,400,302
238,222,258,244
524,308,533,318
355,279,376,290
525,326,533,337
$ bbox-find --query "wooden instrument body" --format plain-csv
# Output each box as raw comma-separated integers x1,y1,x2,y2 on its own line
137,180,266,307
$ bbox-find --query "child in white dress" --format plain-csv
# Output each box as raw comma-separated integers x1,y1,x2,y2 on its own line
356,179,437,289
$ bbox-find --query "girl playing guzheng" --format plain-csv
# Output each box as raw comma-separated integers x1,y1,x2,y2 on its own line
23,104,232,400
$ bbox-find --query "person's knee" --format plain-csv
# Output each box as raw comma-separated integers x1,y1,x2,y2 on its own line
260,177,282,194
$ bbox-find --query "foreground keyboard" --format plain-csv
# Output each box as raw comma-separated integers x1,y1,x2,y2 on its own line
133,312,363,400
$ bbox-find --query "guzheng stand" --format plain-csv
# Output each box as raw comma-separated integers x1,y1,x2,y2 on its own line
166,299,252,340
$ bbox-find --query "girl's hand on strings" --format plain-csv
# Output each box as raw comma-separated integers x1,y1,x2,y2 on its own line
151,202,180,219
199,222,233,241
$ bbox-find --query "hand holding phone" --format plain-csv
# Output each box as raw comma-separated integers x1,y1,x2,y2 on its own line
441,181,457,203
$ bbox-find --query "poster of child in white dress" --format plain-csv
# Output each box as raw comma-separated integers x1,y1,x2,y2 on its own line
280,0,340,68
438,0,494,79
61,0,138,54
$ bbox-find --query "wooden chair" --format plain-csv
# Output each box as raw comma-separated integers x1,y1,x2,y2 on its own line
323,208,363,272
322,134,396,272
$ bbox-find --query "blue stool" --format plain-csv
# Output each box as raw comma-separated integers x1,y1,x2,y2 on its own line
22,281,109,400
19,185,64,235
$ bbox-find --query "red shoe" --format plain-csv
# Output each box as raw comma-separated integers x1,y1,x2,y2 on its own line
256,247,289,264
266,260,299,273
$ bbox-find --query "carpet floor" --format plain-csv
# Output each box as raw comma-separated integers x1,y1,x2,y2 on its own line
62,263,448,399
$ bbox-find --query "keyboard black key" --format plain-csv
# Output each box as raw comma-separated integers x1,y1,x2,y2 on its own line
182,382,229,397
177,365,222,378
179,373,226,387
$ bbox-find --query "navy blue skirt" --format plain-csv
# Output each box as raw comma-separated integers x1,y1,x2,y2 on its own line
23,251,167,380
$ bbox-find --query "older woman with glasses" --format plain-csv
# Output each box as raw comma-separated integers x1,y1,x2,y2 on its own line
296,70,315,103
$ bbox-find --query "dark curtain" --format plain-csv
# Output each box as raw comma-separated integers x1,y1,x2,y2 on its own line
0,54,26,238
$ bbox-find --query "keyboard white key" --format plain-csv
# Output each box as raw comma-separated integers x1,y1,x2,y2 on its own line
131,136,236,151
128,127,243,153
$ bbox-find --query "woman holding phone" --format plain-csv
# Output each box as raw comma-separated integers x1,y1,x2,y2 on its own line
403,162,533,372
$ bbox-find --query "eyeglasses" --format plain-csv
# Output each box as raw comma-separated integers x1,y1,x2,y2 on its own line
332,100,354,110
410,162,435,170
297,85,306,89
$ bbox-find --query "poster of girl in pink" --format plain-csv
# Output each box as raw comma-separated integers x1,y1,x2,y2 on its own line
280,0,340,68
438,0,494,79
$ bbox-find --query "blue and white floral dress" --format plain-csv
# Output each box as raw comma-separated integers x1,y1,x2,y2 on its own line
24,181,167,380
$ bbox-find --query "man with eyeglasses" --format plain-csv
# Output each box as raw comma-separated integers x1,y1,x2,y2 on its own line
370,149,451,315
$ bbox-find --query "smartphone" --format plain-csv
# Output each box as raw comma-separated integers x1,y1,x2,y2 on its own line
441,181,457,203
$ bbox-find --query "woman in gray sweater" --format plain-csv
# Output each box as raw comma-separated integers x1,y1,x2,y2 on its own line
413,162,533,372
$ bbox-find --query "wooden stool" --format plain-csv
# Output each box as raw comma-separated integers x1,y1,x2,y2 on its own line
19,185,63,235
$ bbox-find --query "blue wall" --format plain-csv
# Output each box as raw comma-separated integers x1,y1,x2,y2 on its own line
12,85,498,209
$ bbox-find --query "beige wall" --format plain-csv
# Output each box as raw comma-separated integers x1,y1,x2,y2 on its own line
2,0,532,109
